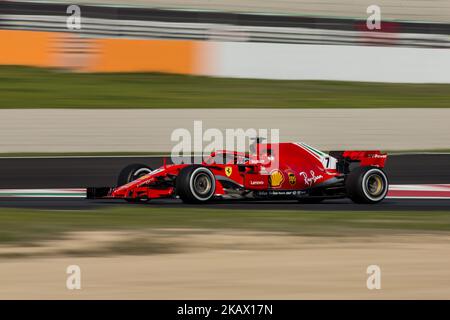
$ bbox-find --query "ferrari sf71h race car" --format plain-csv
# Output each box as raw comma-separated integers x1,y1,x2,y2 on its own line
87,142,389,204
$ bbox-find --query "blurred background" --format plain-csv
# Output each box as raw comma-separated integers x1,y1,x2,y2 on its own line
0,0,450,300
1,0,449,78
0,0,449,153
11,0,450,21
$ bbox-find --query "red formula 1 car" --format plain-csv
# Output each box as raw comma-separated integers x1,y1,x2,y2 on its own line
87,142,388,204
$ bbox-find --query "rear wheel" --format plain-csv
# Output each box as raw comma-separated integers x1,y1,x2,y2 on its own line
117,164,153,203
346,166,388,204
176,166,216,204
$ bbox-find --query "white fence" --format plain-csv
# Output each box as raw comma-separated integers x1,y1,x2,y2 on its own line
1,109,449,152
206,42,450,83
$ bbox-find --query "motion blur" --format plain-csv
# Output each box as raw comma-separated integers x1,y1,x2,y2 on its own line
0,0,449,300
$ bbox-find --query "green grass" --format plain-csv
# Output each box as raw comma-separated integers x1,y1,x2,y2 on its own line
1,66,449,108
0,207,449,245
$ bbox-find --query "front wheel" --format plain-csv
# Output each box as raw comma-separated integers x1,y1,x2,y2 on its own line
346,166,389,204
176,166,216,204
117,164,153,203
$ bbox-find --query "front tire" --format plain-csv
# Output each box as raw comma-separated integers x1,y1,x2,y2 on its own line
117,164,153,203
346,166,388,204
176,166,216,204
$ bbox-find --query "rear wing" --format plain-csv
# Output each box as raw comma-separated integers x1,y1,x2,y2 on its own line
329,150,387,172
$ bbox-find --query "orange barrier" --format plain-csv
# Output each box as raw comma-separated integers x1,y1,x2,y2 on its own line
88,38,198,74
0,29,205,74
0,30,54,67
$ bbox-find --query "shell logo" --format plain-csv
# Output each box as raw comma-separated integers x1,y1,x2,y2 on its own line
269,169,284,188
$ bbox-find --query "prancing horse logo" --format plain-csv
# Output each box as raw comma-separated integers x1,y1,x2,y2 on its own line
225,166,232,177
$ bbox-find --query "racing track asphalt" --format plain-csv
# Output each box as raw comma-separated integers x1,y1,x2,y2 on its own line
0,154,449,210
0,197,449,211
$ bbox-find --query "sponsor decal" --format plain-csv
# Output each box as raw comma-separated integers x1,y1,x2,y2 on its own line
269,169,284,188
255,190,307,197
288,172,296,185
225,166,233,177
250,180,264,185
299,170,323,187
370,154,387,158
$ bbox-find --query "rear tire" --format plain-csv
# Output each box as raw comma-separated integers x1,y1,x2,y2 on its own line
176,166,216,204
117,164,153,203
346,166,388,204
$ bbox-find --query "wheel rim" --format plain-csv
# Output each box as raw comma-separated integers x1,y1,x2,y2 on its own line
131,168,152,181
365,174,384,197
193,173,212,196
